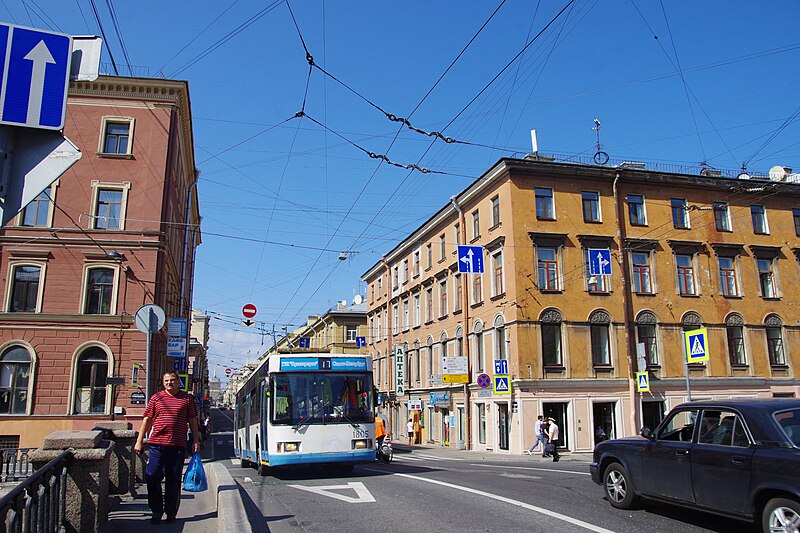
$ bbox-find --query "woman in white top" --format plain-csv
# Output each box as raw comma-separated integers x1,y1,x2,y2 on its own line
407,419,414,446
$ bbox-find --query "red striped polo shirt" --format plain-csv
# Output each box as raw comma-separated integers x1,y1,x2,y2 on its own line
144,390,198,447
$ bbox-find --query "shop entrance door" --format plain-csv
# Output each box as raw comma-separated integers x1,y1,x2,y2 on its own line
592,402,616,444
543,402,568,449
498,403,509,450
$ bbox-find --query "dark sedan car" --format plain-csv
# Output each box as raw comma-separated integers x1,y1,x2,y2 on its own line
590,399,800,532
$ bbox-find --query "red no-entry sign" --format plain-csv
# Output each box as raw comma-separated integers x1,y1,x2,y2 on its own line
225,368,232,376
242,303,257,319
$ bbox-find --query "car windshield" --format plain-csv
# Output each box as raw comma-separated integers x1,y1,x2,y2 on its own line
774,408,800,447
271,372,373,426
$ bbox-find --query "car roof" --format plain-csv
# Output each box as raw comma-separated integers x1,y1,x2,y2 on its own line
674,398,800,412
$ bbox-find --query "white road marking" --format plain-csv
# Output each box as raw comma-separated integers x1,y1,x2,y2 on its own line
472,463,591,476
413,453,464,461
363,468,613,533
393,456,423,462
288,482,376,504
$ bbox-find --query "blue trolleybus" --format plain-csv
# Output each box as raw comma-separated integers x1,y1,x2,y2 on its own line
234,352,375,474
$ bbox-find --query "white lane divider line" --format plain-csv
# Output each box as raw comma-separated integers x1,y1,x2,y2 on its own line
362,468,613,533
412,453,465,461
472,463,591,476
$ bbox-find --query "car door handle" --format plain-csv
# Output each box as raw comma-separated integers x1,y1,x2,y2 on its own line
675,449,689,456
731,456,747,464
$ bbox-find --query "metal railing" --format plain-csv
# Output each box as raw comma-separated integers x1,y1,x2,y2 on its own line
0,450,72,533
0,449,32,483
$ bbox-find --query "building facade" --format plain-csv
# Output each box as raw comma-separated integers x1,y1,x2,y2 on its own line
363,158,800,455
0,76,200,448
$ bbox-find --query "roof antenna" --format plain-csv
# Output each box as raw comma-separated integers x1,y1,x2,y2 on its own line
593,118,609,165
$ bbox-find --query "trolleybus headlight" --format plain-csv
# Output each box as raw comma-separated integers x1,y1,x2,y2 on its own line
352,439,369,449
278,442,300,452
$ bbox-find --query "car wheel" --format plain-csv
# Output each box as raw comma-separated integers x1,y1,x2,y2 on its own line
762,498,800,533
603,462,639,510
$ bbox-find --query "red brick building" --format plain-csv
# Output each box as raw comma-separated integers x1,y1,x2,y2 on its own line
0,76,201,448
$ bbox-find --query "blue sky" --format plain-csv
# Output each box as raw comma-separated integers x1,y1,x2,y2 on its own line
4,0,799,377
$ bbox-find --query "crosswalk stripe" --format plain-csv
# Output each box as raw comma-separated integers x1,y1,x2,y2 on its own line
413,453,464,461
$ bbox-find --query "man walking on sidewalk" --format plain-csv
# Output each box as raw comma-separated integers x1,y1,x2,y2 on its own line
524,415,546,456
547,418,561,462
134,371,201,524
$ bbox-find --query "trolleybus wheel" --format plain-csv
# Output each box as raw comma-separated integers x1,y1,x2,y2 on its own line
256,445,268,476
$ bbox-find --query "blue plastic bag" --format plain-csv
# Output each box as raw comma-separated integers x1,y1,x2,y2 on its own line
183,452,208,492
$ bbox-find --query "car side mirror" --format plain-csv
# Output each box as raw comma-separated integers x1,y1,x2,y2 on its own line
640,427,654,440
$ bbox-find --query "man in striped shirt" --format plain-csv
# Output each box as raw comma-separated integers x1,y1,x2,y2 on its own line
134,371,201,524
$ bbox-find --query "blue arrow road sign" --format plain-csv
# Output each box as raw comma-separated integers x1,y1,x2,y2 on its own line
355,336,366,347
0,23,72,130
494,359,508,375
298,337,310,349
457,245,484,274
589,248,612,276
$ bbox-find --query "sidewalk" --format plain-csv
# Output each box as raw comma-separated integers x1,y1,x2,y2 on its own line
108,442,219,533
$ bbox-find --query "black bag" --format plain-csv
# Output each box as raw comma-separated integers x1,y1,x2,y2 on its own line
545,443,556,455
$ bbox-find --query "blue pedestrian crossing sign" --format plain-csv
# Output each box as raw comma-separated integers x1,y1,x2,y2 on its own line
684,328,709,363
457,245,484,274
493,375,510,395
589,248,612,276
635,371,650,392
0,23,72,130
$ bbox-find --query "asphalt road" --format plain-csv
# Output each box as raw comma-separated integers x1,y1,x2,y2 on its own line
207,408,755,533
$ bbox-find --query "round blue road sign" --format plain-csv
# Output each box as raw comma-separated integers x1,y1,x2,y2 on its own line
477,373,491,388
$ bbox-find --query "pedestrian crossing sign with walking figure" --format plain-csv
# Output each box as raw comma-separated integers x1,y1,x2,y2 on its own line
635,372,649,392
684,328,709,363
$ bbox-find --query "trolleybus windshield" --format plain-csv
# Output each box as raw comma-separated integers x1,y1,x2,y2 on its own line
272,373,373,426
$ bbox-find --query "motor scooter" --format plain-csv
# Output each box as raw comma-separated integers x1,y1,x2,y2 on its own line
376,434,393,464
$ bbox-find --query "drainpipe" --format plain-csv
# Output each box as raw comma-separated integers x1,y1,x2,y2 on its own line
612,170,641,435
450,195,470,450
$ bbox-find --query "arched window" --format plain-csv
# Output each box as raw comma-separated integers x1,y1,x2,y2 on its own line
494,315,506,360
440,332,448,360
413,340,421,384
765,314,785,366
84,267,114,314
426,336,434,383
540,309,563,367
454,326,464,357
725,314,746,366
74,347,108,413
473,321,484,373
0,346,31,414
590,310,611,367
636,311,659,367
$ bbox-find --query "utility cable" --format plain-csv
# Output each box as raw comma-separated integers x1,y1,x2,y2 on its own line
105,0,133,75
89,0,118,75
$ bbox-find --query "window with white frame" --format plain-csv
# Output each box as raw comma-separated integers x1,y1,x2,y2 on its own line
426,243,432,269
676,254,696,295
537,247,559,291
392,304,399,335
83,266,116,315
414,340,421,383
413,293,421,327
99,117,134,155
21,189,52,227
439,278,448,318
392,266,399,289
478,403,486,444
541,309,563,367
413,250,420,277
402,299,410,330
471,210,480,240
636,311,659,367
494,315,506,360
590,310,611,367
402,260,409,284
474,321,485,373
632,252,653,294
440,333,448,361
718,255,739,296
757,257,778,298
73,346,108,414
714,202,731,232
376,312,383,341
472,273,483,305
535,187,554,220
671,198,689,229
369,317,375,343
0,345,32,415
725,314,746,366
8,264,44,312
91,182,130,230
425,287,433,322
750,205,768,234
426,337,434,384
454,273,463,312
377,276,382,295
454,223,461,246
491,249,504,296
582,191,600,222
491,196,500,226
628,194,647,225
766,314,785,366
346,324,357,342
455,327,463,357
